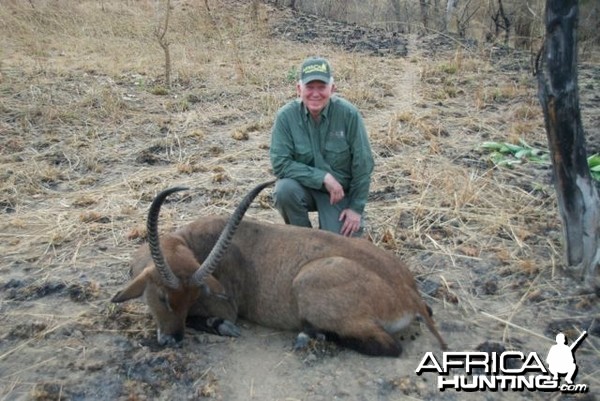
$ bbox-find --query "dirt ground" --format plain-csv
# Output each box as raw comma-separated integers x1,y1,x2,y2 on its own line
1,2,599,400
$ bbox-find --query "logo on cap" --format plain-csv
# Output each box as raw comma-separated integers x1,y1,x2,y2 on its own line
303,62,329,75
300,58,332,84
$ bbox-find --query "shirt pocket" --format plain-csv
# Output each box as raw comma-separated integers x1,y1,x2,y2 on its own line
324,135,351,171
293,142,314,165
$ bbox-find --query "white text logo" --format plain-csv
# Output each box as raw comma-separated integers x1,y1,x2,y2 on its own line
415,331,588,393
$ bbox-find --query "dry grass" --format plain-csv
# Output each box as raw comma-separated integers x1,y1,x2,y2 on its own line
0,0,579,303
1,1,599,400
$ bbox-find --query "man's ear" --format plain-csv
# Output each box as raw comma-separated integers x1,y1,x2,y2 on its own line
111,268,151,303
296,82,302,96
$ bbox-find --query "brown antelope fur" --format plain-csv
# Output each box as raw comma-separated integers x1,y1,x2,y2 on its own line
112,181,447,356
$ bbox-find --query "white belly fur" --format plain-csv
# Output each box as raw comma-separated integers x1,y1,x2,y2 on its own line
380,314,415,334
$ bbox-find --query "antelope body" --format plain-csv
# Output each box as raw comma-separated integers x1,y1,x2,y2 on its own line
112,181,447,356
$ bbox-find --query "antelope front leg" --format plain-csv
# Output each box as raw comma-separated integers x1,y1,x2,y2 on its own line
186,316,241,337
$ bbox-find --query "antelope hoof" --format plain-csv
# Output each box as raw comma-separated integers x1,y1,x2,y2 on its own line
293,331,327,351
217,320,241,337
293,332,310,351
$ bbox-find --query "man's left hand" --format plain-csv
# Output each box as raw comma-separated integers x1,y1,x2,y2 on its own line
339,209,361,237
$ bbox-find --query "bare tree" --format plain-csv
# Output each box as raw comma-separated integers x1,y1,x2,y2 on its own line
430,0,442,31
389,0,404,32
445,0,458,32
420,0,429,31
536,0,600,285
155,0,172,88
455,0,479,38
514,1,536,49
491,0,511,45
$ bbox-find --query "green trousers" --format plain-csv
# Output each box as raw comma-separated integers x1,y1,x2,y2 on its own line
273,178,363,237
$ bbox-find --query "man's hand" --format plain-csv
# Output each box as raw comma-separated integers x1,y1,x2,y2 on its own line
323,173,345,205
339,208,361,237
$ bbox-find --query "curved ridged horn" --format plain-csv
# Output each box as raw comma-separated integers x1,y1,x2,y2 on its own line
147,186,189,289
191,180,275,286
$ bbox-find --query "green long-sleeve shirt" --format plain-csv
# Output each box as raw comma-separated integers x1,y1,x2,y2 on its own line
270,96,374,214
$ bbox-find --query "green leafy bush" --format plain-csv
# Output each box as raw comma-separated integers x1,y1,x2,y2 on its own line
480,140,600,182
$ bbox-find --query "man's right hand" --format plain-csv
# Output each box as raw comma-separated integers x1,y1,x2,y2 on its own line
323,173,345,204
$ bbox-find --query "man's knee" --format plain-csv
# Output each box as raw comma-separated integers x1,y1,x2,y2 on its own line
273,179,305,207
273,179,314,227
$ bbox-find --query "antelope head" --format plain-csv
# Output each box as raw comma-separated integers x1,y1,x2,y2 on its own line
111,181,275,345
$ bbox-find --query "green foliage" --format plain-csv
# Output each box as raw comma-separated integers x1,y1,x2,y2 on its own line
480,139,549,168
588,154,600,181
481,140,600,182
286,66,298,83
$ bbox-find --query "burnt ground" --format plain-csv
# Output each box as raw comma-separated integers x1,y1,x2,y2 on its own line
1,3,599,401
271,10,409,57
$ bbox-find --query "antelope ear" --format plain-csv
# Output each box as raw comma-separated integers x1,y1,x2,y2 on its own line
111,268,151,303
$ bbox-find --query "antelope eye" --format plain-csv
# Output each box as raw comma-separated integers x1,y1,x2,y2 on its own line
158,293,172,311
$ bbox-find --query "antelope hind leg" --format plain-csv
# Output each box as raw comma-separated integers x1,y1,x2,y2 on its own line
293,257,402,357
293,319,401,357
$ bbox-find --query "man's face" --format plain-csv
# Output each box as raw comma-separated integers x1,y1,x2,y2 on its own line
297,80,335,117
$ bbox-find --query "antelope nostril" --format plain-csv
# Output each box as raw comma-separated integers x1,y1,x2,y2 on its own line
156,326,185,347
157,329,181,347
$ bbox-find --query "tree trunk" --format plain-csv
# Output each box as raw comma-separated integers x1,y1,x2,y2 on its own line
156,0,172,88
389,0,402,33
420,0,429,31
537,0,600,285
445,0,458,32
491,0,511,45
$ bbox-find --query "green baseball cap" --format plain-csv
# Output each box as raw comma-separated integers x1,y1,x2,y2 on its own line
299,57,332,84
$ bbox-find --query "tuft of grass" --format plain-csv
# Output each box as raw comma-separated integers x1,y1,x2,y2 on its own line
286,66,298,83
231,129,249,141
150,86,169,96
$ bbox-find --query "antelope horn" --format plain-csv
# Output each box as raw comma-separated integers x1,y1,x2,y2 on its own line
191,180,275,286
147,186,189,289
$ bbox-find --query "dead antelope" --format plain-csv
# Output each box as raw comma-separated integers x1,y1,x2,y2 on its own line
112,180,447,356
